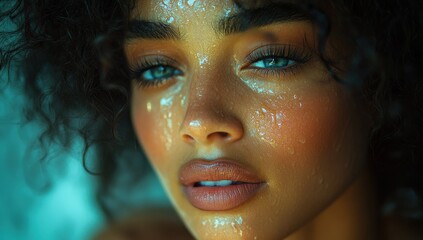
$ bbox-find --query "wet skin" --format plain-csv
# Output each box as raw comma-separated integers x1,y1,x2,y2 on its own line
126,0,372,239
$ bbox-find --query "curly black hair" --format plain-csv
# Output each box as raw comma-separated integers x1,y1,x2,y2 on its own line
1,0,422,220
0,0,141,217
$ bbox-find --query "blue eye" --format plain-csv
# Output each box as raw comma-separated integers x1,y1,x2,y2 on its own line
243,45,312,77
250,57,296,69
129,55,184,88
142,65,182,81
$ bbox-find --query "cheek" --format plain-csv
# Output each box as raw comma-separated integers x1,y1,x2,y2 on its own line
291,86,367,169
236,83,369,237
249,82,368,187
131,89,185,163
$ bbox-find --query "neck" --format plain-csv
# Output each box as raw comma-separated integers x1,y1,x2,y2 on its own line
285,167,378,240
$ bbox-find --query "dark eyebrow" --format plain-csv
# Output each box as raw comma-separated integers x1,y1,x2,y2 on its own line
216,3,312,35
126,3,312,41
126,20,181,40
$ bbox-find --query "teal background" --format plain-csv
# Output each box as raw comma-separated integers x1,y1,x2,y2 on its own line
0,70,104,239
0,12,172,239
0,65,170,240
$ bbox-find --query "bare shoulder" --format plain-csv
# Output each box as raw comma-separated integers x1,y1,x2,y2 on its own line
93,208,194,240
381,215,423,240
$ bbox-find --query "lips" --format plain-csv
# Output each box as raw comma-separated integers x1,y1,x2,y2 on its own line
179,159,265,211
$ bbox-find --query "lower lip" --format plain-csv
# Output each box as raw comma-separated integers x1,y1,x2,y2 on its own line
183,183,265,211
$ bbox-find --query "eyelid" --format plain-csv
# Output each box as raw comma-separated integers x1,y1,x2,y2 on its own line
128,55,182,79
128,54,184,88
241,44,312,69
128,55,180,74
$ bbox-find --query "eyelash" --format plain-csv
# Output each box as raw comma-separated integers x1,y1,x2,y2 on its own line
242,44,312,78
128,56,182,88
129,45,312,88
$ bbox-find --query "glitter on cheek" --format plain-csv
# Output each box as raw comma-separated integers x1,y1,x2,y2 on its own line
180,95,187,107
240,78,276,95
252,107,285,147
160,96,173,107
158,96,174,151
156,84,184,151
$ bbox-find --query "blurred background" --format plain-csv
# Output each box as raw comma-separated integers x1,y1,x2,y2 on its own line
0,68,171,239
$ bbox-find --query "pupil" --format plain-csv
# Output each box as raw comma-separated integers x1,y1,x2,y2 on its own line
265,58,288,67
154,66,171,78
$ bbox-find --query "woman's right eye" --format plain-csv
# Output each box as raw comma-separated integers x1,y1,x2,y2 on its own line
142,65,182,81
129,56,183,88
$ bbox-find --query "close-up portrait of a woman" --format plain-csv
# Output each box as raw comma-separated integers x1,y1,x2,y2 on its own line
1,0,422,239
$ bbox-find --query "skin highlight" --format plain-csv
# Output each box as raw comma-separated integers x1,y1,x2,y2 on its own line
126,0,375,239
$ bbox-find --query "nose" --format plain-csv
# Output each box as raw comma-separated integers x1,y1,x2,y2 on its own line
179,87,244,145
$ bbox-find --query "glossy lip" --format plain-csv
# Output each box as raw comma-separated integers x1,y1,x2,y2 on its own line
179,159,266,211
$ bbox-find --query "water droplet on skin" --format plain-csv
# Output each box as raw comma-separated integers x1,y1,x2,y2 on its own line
196,52,209,68
275,112,284,128
160,96,173,108
235,216,243,224
158,0,171,11
240,78,276,94
166,16,174,23
319,177,324,184
161,112,174,151
180,95,186,106
252,107,279,147
146,102,152,112
298,138,306,144
177,0,185,9
200,215,245,237
287,147,295,155
189,120,201,127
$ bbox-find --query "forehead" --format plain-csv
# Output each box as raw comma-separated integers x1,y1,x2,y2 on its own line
132,0,310,20
133,0,236,22
127,0,317,42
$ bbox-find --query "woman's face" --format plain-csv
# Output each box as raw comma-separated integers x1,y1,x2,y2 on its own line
126,0,370,238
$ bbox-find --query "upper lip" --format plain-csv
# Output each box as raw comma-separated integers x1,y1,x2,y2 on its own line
179,158,264,186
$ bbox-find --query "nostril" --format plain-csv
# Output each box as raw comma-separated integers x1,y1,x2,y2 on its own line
180,115,244,144
182,134,195,143
207,131,231,141
217,132,229,138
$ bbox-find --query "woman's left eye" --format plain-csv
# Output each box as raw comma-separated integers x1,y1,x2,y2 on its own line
242,45,312,76
250,57,296,69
